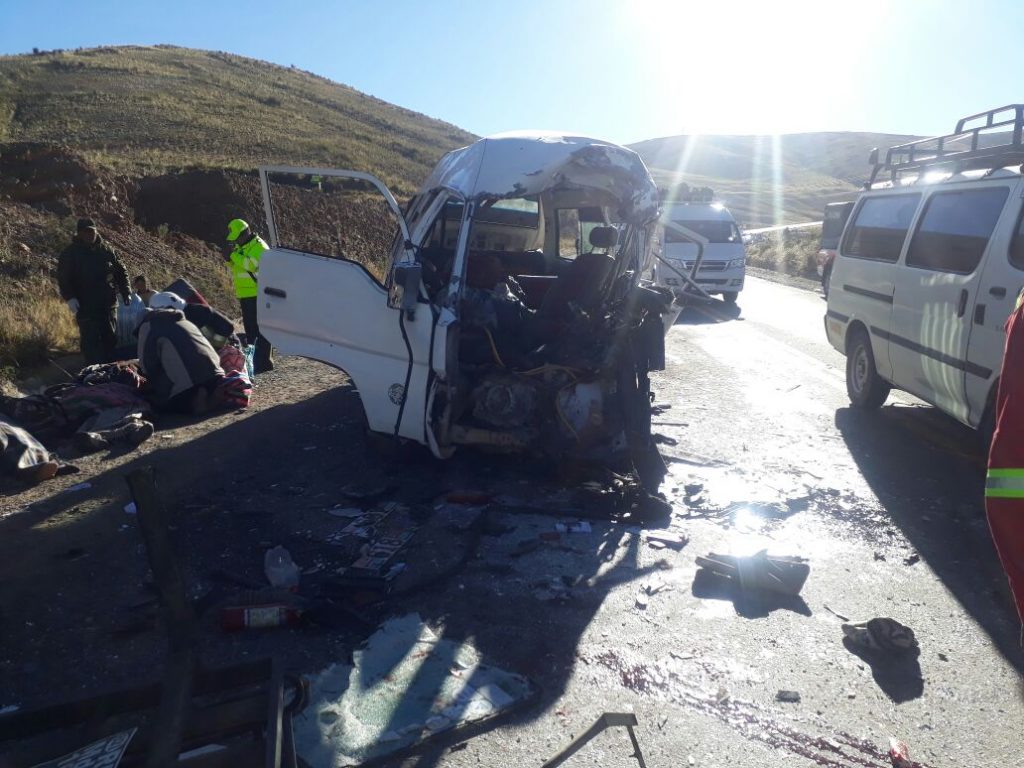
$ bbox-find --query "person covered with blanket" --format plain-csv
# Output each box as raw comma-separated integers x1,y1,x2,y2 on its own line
136,304,225,415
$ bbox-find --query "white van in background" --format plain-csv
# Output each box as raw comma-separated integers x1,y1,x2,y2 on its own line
825,104,1024,440
653,202,746,303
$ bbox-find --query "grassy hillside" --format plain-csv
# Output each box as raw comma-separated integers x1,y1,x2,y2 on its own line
0,45,479,380
631,132,920,227
0,45,475,194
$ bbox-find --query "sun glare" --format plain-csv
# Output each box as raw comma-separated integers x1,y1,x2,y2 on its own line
621,0,884,136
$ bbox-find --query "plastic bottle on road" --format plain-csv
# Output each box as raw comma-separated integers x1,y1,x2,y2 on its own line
264,545,300,589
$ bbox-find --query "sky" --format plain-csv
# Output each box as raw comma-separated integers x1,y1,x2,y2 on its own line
1,0,1022,145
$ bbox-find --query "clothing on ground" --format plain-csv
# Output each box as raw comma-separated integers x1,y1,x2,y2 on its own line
0,419,52,476
136,309,224,408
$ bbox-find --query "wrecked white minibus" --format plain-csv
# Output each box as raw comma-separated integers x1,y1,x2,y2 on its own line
257,132,678,487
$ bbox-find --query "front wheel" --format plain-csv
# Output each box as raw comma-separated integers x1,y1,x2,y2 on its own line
846,329,890,409
721,291,739,305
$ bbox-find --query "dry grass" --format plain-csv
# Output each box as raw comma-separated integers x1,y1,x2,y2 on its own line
0,45,476,195
0,293,79,371
745,226,822,278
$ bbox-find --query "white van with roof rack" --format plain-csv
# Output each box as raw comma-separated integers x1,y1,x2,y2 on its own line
653,201,746,304
825,104,1024,440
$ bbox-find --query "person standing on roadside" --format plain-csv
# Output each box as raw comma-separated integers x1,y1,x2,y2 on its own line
57,218,130,365
225,218,274,373
986,287,1024,643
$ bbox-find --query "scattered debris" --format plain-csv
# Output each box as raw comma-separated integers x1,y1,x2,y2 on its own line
293,614,533,766
541,712,647,768
903,553,921,566
714,686,731,705
510,539,542,558
645,531,689,550
263,545,300,589
340,481,391,501
555,521,592,534
695,550,810,596
63,482,92,493
669,651,695,661
445,491,492,505
775,690,801,703
123,501,137,515
888,737,915,768
937,652,948,662
327,506,363,518
221,601,303,630
823,604,850,622
842,618,919,656
635,592,650,610
874,552,887,561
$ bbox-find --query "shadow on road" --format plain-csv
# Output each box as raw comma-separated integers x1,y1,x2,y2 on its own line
674,300,742,326
835,404,1024,675
841,637,924,703
0,378,659,766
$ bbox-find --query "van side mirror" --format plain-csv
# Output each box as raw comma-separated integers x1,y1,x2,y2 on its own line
868,147,879,166
388,263,422,313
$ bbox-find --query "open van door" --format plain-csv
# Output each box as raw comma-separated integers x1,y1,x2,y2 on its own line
256,167,438,443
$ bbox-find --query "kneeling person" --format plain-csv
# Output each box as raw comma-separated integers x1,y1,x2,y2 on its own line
149,291,236,350
137,307,224,414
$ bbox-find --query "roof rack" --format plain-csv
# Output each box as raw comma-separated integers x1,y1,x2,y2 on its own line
867,104,1024,187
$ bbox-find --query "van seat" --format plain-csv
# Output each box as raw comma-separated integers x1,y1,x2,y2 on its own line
514,275,557,308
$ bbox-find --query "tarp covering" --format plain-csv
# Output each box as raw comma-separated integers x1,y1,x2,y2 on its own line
420,132,660,224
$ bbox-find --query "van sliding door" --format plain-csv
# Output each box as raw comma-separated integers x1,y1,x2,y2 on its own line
889,185,1010,423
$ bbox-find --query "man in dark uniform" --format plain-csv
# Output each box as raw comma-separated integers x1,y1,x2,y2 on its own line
57,218,130,364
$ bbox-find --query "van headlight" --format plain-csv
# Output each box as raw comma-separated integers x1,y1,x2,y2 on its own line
727,257,745,270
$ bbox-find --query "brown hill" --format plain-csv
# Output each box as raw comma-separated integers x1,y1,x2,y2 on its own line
630,132,921,226
0,45,479,377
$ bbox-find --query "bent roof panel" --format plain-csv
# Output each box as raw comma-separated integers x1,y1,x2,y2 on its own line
420,132,660,224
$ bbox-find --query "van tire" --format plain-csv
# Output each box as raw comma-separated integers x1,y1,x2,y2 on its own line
846,329,890,409
721,291,738,304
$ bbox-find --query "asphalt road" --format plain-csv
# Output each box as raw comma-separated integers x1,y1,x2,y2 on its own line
4,275,1022,767
425,275,1024,768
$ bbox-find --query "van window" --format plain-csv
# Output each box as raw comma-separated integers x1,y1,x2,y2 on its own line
842,194,921,262
1008,206,1024,271
665,220,740,244
906,187,1009,274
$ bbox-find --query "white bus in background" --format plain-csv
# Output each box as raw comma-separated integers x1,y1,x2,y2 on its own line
653,202,746,304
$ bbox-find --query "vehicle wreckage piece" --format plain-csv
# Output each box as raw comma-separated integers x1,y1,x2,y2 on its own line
257,133,679,487
541,712,647,768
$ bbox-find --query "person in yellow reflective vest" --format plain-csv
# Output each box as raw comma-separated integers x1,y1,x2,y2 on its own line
225,218,274,373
